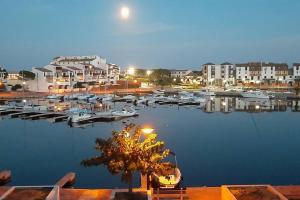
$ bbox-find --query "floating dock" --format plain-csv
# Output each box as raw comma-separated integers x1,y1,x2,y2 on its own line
23,112,66,120
0,110,22,116
10,111,41,118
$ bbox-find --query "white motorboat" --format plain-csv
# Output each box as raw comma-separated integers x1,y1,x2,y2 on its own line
46,94,64,99
241,90,269,99
151,152,182,189
122,95,137,101
67,112,93,123
194,97,207,103
111,107,138,117
0,105,14,111
23,104,48,112
199,89,215,96
101,94,114,102
77,94,95,101
153,89,165,95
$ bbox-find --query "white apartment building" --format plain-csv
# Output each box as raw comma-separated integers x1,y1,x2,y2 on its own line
293,63,300,80
51,55,118,84
30,55,120,92
170,70,192,79
31,67,54,92
0,66,7,81
107,63,120,84
202,62,235,86
235,62,289,84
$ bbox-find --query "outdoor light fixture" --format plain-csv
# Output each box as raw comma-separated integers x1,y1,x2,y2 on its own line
127,67,135,75
146,70,152,76
222,101,226,106
22,99,27,103
141,127,155,134
134,80,137,83
22,81,26,85
255,105,260,109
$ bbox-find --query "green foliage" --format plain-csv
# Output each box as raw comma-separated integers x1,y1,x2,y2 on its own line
81,124,173,192
11,84,22,91
19,70,35,80
149,69,172,87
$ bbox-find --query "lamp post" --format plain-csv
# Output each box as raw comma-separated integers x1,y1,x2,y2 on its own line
126,67,135,95
146,70,152,86
22,81,26,103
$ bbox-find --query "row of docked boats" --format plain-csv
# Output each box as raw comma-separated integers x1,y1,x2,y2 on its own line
67,106,138,123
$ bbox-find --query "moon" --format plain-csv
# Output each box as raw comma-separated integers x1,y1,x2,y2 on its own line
120,6,130,19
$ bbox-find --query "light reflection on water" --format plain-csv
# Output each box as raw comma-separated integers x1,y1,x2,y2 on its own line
1,97,300,188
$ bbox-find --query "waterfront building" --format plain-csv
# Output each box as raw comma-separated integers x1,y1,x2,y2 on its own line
107,63,120,84
202,62,235,86
31,67,54,92
7,71,20,80
170,69,192,79
0,66,7,82
236,62,290,84
181,71,202,84
293,63,300,80
30,55,120,92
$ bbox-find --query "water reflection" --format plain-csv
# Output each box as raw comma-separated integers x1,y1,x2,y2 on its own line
201,97,300,113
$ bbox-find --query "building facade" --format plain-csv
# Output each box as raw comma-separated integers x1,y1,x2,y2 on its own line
202,62,235,86
236,62,289,84
30,55,120,92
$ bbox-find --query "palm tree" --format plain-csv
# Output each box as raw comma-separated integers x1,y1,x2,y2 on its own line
81,124,173,193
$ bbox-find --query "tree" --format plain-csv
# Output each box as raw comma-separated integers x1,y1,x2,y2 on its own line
19,70,35,80
11,84,22,91
149,69,172,87
81,124,173,193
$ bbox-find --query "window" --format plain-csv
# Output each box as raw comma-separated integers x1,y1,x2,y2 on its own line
258,76,260,80
251,76,253,80
271,76,273,79
264,76,267,79
245,76,247,79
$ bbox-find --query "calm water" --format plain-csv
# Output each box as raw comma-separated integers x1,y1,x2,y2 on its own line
1,97,300,188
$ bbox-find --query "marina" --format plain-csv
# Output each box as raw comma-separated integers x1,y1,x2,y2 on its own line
1,91,300,189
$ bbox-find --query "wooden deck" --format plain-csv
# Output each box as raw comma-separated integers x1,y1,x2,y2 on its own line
60,188,112,200
1,185,300,199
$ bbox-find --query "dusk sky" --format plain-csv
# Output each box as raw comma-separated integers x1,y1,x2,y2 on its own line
1,0,300,70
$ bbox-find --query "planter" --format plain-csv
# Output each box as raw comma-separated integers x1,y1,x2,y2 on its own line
221,185,288,200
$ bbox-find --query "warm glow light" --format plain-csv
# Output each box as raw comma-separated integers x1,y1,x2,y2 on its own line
134,80,137,83
120,6,130,19
222,101,226,106
173,78,176,82
56,81,61,85
146,70,152,76
193,79,197,83
141,127,154,134
255,105,260,109
22,99,27,103
127,67,135,75
22,81,26,85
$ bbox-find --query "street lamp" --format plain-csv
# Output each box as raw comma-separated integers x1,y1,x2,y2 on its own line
146,70,152,76
126,67,135,95
141,127,154,135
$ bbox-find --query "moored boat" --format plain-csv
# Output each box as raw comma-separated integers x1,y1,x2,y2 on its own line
241,90,269,99
67,112,93,123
